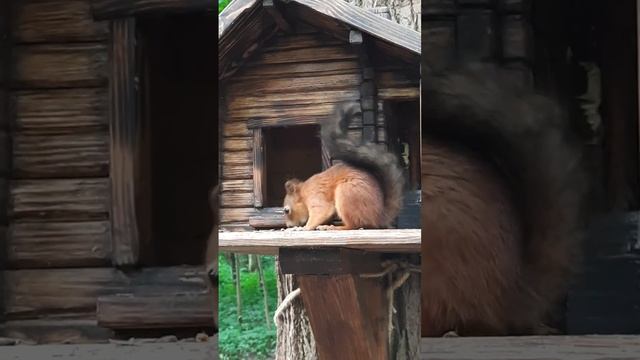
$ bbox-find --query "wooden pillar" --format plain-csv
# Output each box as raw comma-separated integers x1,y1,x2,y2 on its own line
252,129,266,207
280,248,389,360
0,0,13,323
109,17,147,266
351,30,378,144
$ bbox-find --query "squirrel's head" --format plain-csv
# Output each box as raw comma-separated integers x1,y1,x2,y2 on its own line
283,178,308,228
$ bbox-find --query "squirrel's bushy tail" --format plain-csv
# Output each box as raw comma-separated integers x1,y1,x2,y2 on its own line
422,64,587,327
321,103,405,226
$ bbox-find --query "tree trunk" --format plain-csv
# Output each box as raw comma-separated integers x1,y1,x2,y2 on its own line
275,257,317,360
389,266,421,360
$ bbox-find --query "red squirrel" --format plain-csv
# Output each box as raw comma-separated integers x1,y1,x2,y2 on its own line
283,103,405,230
205,185,219,329
421,64,586,336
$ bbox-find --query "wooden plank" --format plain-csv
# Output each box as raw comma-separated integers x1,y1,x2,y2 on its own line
299,274,388,359
228,73,361,96
0,319,114,344
279,247,383,275
13,133,109,178
226,89,360,110
220,191,254,208
0,342,217,359
109,17,141,266
222,150,252,165
234,61,361,81
290,0,420,54
222,122,251,138
261,33,343,52
252,129,265,207
420,335,640,359
229,102,342,121
6,221,111,268
377,87,420,100
221,179,254,193
13,88,108,135
9,179,109,222
11,44,108,89
223,137,252,152
250,45,358,65
221,165,253,180
96,293,214,329
219,229,421,255
3,266,207,318
249,209,285,229
91,0,214,20
220,207,259,224
12,0,109,43
246,116,325,129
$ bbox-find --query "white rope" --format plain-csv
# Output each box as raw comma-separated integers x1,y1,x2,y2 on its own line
273,287,302,326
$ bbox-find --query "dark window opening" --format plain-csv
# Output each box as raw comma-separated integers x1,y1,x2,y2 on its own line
136,14,218,267
386,101,421,191
264,125,323,207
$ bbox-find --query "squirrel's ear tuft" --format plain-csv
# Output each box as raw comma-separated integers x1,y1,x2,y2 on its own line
285,179,301,194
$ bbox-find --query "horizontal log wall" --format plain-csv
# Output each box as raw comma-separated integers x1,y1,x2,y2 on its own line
2,0,114,342
6,0,111,270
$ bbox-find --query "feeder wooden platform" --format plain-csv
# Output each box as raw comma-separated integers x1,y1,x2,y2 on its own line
0,340,217,360
218,229,421,254
420,335,640,360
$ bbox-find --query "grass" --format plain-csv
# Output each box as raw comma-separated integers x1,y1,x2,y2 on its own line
219,0,233,13
218,254,278,360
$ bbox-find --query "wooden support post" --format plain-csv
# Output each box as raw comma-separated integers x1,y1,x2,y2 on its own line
109,18,145,266
263,0,292,32
280,248,389,359
0,0,11,324
252,129,266,208
352,31,378,143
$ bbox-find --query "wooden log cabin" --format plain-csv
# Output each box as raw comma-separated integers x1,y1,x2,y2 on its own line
0,0,219,350
218,0,421,359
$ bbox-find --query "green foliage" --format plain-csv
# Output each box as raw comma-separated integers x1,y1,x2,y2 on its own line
219,254,278,360
219,0,233,13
